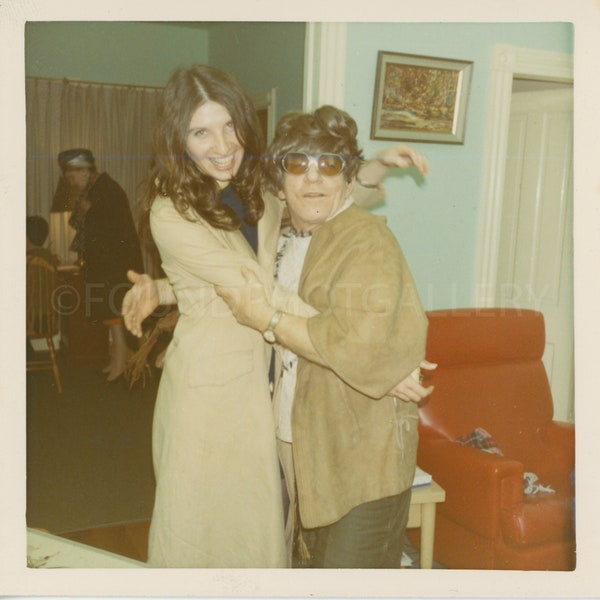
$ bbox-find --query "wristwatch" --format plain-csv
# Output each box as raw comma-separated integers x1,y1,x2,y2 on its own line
263,309,284,343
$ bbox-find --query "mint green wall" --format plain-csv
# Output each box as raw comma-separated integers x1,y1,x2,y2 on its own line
206,22,305,122
346,22,573,310
25,21,305,121
25,22,209,86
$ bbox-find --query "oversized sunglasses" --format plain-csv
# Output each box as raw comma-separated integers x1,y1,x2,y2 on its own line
280,152,346,177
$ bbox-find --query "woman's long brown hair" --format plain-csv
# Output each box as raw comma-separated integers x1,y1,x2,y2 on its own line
139,65,265,250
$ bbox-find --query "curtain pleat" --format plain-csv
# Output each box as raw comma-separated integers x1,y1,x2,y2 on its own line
26,77,162,265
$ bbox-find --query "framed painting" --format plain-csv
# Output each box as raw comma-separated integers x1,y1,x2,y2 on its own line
370,51,473,144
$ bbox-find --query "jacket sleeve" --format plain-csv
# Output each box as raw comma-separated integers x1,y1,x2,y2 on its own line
306,222,427,399
151,200,275,293
271,286,319,319
152,268,317,318
352,181,386,208
156,278,177,305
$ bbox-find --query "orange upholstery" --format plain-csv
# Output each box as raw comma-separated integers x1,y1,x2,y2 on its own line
413,308,575,570
26,255,62,393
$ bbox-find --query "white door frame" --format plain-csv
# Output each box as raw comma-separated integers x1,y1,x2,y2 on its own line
303,23,347,110
475,44,573,306
250,87,277,142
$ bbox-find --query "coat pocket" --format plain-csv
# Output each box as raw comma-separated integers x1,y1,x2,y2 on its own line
187,349,254,387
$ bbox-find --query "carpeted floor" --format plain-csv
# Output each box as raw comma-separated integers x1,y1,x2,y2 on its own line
26,356,158,534
26,352,443,568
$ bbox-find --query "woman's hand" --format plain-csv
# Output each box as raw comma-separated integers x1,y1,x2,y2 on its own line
387,360,437,403
375,144,429,176
357,143,429,189
122,270,160,338
215,266,274,332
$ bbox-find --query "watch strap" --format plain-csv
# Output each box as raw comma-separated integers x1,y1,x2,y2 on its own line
263,309,284,342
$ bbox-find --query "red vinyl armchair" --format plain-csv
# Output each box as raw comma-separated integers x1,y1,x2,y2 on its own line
414,309,575,570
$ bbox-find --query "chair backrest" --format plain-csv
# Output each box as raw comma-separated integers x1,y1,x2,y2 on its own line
26,255,58,338
419,308,554,458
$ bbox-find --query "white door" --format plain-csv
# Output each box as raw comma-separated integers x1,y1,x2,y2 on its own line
495,87,574,422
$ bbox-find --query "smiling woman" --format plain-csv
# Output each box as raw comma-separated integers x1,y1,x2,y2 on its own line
134,64,292,568
143,64,265,236
185,101,244,181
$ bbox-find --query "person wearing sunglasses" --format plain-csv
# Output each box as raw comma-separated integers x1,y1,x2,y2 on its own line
215,105,430,569
122,64,429,569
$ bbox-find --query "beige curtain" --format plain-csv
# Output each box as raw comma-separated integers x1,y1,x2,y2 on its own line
26,77,162,264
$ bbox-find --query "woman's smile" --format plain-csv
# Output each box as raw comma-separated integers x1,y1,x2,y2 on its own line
186,100,244,181
209,153,237,170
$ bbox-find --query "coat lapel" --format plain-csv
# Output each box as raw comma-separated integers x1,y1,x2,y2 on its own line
258,192,284,274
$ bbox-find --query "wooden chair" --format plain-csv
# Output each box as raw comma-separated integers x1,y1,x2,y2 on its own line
26,255,62,393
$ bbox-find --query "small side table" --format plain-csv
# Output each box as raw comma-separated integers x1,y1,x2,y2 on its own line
407,480,446,568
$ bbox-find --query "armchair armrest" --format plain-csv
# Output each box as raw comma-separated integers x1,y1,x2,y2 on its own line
417,436,523,539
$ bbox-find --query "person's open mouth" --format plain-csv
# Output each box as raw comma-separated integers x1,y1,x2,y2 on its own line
209,154,236,170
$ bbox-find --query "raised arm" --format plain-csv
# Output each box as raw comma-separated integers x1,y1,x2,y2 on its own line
123,199,318,337
353,144,429,208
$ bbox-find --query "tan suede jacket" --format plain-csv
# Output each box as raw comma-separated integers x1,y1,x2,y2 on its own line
292,204,428,529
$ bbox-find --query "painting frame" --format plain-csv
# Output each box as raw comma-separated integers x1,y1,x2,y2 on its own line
370,51,473,144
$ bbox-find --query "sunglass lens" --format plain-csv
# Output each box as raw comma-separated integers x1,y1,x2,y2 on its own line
318,154,344,176
282,153,309,175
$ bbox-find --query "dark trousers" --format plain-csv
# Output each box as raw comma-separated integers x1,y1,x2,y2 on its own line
298,488,411,569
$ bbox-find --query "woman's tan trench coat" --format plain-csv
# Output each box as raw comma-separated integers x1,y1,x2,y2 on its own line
146,186,382,568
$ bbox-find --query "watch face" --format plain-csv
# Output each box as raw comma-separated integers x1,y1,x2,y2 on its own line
263,330,276,343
